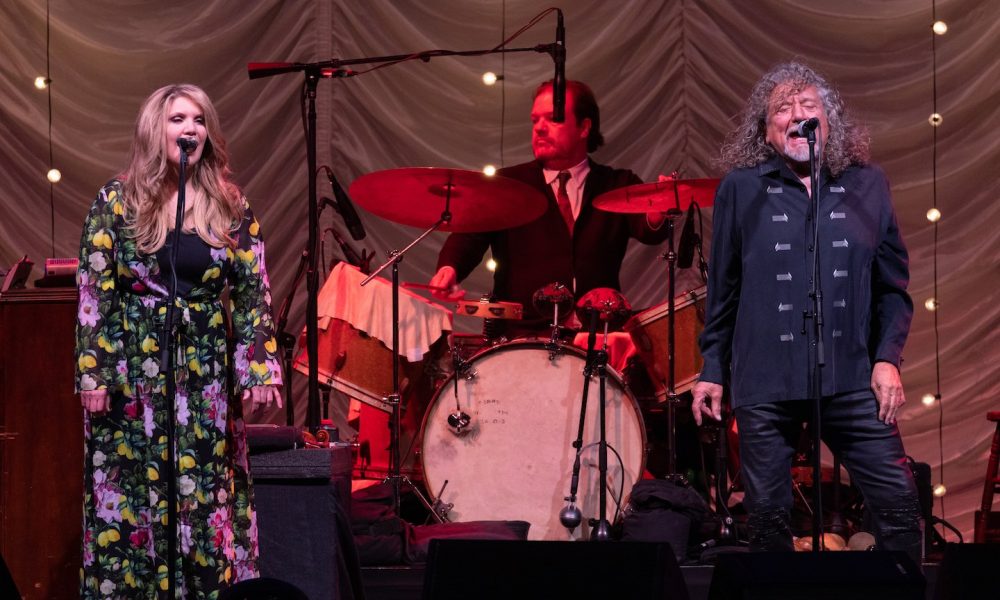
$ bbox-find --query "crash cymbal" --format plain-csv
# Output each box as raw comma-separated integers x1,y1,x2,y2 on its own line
592,178,720,214
349,167,547,232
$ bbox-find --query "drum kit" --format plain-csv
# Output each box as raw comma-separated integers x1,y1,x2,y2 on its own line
302,166,719,540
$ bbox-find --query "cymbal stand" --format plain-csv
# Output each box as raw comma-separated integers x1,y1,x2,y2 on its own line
361,187,459,523
661,189,685,480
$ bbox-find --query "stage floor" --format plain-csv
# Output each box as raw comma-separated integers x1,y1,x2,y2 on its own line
361,561,941,600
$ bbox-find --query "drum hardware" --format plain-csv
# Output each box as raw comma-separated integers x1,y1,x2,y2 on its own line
594,175,719,480
446,344,473,436
561,290,630,540
430,480,454,521
351,167,546,522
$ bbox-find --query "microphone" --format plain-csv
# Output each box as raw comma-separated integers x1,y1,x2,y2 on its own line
176,137,198,154
677,201,699,269
794,117,820,137
552,10,566,123
325,170,366,240
322,217,364,268
559,501,582,530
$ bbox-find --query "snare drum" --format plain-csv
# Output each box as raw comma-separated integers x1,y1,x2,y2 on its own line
420,339,646,540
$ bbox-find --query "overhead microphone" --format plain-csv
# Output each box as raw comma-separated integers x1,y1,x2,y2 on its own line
176,137,198,154
794,117,820,138
552,10,566,123
325,169,367,241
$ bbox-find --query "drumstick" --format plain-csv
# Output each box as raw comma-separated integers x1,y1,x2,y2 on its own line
401,282,450,292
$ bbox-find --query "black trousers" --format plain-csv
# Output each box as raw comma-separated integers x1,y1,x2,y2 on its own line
735,391,923,563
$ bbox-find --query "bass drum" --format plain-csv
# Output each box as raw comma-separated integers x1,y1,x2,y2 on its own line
420,339,646,540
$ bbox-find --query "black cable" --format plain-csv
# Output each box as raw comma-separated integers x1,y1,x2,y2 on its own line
579,441,627,524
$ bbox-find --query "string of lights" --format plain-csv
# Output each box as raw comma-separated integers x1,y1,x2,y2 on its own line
36,0,60,258
925,5,948,537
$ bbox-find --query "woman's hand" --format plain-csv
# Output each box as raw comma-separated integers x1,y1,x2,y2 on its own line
80,389,111,414
243,385,283,410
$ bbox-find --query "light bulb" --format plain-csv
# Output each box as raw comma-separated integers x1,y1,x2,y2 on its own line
482,164,497,177
933,484,947,497
47,168,62,183
928,113,943,127
482,71,499,86
921,393,936,406
926,208,941,223
932,21,947,35
486,258,498,272
924,298,937,311
34,76,48,89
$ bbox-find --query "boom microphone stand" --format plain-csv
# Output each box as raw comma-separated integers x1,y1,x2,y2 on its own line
247,7,564,433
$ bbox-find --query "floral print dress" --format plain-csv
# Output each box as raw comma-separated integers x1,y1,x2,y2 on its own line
75,180,282,599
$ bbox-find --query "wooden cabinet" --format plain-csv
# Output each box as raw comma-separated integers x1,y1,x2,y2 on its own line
0,287,81,599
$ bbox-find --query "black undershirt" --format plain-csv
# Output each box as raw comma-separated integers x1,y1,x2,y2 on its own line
156,230,213,297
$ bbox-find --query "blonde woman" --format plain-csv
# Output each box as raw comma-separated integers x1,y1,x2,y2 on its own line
75,83,281,598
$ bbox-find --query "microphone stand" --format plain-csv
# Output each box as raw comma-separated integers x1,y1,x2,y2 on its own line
803,127,826,552
273,248,309,426
161,141,191,599
248,37,562,434
559,310,612,540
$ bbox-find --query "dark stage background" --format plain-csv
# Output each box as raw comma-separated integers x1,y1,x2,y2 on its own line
1,1,997,542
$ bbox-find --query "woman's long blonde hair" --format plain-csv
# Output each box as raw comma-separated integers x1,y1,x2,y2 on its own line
121,84,243,253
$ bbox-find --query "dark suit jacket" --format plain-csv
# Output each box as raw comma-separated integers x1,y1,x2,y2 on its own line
438,159,669,332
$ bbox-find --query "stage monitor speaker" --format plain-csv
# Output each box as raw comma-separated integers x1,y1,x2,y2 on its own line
932,543,1000,599
422,540,688,600
251,446,361,600
707,551,924,600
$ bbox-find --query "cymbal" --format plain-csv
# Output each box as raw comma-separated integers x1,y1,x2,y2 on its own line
592,178,720,214
349,167,547,232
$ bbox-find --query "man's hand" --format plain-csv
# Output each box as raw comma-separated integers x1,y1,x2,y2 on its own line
691,380,724,426
80,389,110,414
429,266,466,301
871,361,905,425
243,385,283,411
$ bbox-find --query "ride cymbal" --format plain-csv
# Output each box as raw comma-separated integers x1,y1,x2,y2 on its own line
350,167,547,232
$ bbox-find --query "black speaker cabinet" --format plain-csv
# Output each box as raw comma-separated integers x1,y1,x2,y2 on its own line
422,539,689,600
251,446,361,600
933,543,1000,599
707,551,924,600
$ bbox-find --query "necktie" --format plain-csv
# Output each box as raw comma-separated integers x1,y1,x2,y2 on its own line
556,171,574,234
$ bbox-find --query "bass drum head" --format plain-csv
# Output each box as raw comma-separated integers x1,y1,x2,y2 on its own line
420,340,646,540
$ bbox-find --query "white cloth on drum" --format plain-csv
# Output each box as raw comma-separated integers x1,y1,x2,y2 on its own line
315,262,452,362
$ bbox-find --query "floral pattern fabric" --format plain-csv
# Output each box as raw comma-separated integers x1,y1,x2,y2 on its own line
75,180,282,599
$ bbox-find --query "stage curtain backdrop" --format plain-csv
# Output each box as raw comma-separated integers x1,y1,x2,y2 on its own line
1,0,997,540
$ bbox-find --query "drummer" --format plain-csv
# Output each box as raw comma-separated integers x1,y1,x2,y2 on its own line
430,79,670,337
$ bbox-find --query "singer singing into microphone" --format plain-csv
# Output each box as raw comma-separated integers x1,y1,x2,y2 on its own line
75,83,281,598
430,80,669,337
691,62,922,562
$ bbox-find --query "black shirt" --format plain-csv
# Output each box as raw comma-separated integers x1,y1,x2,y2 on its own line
698,155,912,407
